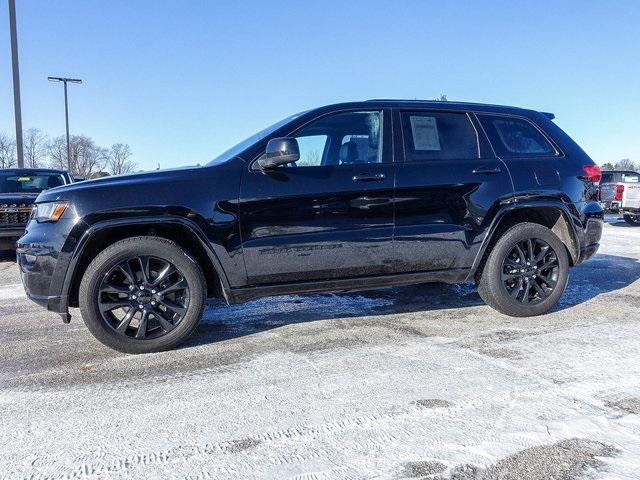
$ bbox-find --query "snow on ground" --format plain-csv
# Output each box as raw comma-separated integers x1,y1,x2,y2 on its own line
0,216,639,479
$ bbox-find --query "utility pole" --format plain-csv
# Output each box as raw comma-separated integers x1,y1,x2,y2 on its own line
8,0,24,168
48,77,82,173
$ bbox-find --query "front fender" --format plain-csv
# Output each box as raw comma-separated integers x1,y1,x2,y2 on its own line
60,215,234,311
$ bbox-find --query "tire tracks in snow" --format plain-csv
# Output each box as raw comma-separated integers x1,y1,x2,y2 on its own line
58,405,454,479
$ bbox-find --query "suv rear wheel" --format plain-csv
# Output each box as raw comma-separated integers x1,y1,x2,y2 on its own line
477,222,569,317
79,236,206,353
623,214,640,226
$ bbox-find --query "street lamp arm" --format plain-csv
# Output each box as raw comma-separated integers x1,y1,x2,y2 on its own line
48,77,83,84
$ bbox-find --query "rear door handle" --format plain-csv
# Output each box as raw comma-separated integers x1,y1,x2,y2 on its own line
352,173,386,182
472,166,502,175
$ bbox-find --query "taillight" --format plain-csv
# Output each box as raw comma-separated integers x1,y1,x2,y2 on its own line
582,165,602,183
615,184,625,201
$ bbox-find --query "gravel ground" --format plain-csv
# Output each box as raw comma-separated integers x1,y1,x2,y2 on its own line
1,216,639,479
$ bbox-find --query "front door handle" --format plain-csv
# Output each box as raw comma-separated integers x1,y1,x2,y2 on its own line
352,173,386,182
472,166,502,175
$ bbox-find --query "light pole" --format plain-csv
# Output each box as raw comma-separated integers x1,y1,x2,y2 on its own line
8,0,24,168
48,77,82,173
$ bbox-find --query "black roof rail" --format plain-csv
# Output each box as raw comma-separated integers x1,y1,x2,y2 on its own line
364,99,528,110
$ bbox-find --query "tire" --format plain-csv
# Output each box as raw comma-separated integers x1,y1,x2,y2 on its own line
623,214,640,226
477,222,569,317
79,236,206,353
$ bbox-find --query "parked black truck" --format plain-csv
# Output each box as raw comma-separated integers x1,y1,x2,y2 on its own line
0,169,73,250
18,101,604,353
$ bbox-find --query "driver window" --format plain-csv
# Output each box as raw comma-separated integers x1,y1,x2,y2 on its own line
289,111,382,167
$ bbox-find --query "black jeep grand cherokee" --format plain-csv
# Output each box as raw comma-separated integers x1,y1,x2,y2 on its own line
18,100,604,353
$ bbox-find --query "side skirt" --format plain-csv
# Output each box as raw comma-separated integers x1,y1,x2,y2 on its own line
227,268,471,304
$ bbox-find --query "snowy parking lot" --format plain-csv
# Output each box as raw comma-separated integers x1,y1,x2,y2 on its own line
1,216,639,479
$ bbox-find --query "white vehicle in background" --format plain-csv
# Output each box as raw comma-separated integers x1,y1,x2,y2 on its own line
599,170,640,225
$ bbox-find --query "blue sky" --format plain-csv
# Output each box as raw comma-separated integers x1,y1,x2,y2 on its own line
1,0,638,170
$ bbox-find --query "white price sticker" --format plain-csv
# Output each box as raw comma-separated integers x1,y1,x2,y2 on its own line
410,116,441,151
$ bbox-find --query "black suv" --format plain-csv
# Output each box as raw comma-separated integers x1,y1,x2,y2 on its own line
18,101,604,353
0,168,73,250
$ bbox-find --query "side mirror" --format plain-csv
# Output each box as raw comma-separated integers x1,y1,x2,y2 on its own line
258,137,300,170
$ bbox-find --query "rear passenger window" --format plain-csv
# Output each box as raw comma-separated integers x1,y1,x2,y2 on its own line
479,114,556,157
401,112,478,162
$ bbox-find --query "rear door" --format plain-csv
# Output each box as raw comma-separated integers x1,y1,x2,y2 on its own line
392,109,513,275
476,113,570,201
239,109,395,285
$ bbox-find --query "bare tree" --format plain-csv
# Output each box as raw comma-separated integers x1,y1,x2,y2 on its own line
24,128,48,168
601,162,615,170
434,94,448,101
47,136,69,171
615,158,638,171
0,133,18,168
298,149,320,167
48,134,108,177
107,143,136,175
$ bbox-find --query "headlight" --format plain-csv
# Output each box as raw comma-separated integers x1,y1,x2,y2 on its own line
32,202,69,223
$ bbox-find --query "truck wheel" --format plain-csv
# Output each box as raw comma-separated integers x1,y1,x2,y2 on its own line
623,214,640,225
79,236,206,353
477,222,569,317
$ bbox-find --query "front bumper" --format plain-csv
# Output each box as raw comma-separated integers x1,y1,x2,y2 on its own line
0,226,26,249
17,219,77,318
17,245,70,317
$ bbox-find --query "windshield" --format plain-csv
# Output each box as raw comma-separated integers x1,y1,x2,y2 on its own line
208,111,306,165
0,173,66,194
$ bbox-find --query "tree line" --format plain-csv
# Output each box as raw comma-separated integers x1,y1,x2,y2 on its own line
0,129,136,178
600,159,639,172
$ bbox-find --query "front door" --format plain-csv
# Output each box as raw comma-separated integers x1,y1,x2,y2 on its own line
239,109,395,285
392,109,513,275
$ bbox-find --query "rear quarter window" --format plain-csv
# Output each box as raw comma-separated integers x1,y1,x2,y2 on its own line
478,114,557,158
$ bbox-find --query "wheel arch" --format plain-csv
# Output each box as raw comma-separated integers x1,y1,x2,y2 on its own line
469,202,580,282
65,217,232,308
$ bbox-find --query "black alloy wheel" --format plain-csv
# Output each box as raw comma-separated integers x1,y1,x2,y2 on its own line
80,236,206,353
98,255,190,340
476,222,569,317
501,238,559,305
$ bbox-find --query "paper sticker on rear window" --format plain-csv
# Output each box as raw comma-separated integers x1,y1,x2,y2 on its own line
409,116,441,151
17,177,31,182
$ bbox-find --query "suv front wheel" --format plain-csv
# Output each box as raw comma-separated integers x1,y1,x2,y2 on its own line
477,222,569,317
79,236,206,353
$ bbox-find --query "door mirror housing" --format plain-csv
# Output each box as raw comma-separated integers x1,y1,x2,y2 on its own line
258,137,300,169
